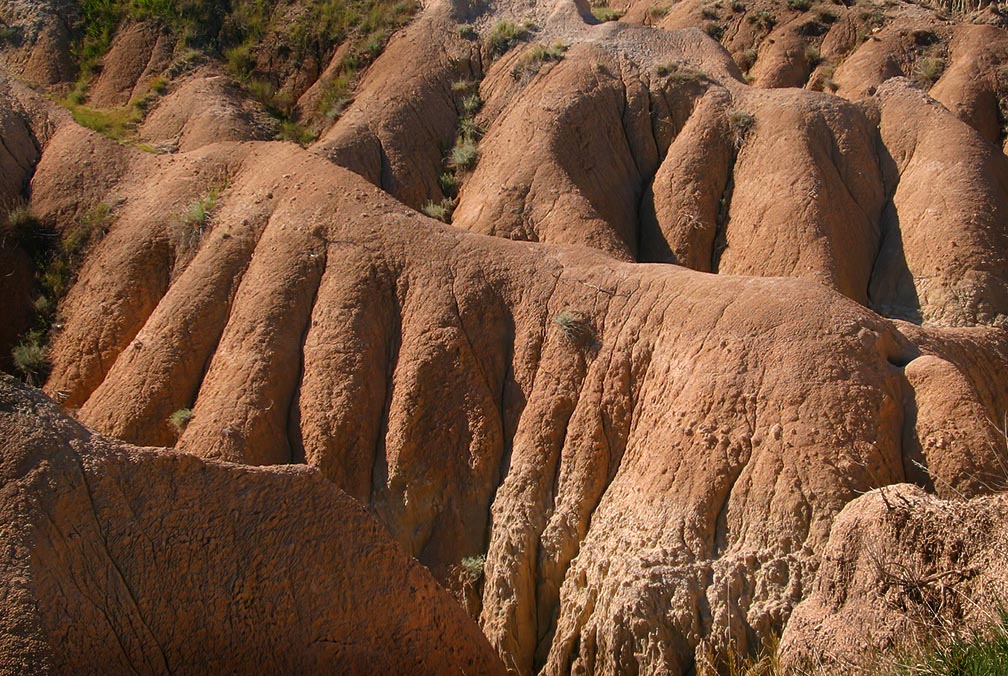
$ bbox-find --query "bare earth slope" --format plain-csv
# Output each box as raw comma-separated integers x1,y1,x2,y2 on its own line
0,0,1007,673
0,374,506,674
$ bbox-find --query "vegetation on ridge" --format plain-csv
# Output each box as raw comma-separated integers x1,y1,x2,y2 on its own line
70,0,419,137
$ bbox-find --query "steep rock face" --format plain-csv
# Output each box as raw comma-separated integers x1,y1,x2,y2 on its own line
779,485,1008,671
0,374,506,674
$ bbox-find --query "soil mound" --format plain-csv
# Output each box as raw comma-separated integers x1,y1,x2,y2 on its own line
780,484,1008,671
0,374,506,674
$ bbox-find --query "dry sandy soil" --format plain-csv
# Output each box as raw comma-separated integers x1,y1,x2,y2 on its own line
0,0,1007,672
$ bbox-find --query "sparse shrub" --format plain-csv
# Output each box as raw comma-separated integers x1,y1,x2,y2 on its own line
485,20,532,59
185,191,220,229
452,79,477,93
554,310,597,348
592,4,624,21
736,48,758,72
511,42,567,80
655,62,710,85
749,10,776,30
422,198,456,222
647,4,670,20
727,109,755,148
11,331,49,385
811,60,837,92
277,119,318,146
788,0,812,10
0,23,23,47
457,23,477,39
449,139,479,171
913,56,946,87
224,42,256,79
858,7,887,35
701,5,720,19
797,19,828,36
462,92,483,114
804,45,822,68
730,0,746,11
912,29,939,46
458,115,484,140
439,171,457,196
169,408,194,434
817,8,838,23
1,203,40,246
704,22,725,40
460,555,486,581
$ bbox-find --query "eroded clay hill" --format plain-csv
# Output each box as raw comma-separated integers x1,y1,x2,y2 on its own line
1,0,1008,672
0,374,506,674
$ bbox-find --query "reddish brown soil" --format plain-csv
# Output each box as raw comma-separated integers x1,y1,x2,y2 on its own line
0,0,1006,672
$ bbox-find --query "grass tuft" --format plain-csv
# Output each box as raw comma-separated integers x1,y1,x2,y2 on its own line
485,20,533,59
460,555,486,581
727,109,755,148
554,310,597,348
169,408,194,434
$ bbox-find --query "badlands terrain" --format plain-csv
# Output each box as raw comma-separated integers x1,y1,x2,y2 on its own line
0,0,1007,672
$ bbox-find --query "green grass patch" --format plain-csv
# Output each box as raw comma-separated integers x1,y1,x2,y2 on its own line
511,42,567,80
485,20,533,59
6,201,116,385
592,4,624,21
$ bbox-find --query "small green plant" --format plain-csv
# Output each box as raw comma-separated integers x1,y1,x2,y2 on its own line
460,555,486,581
422,198,456,222
655,62,710,86
485,20,532,59
452,79,477,94
185,190,221,229
511,42,567,80
457,23,477,39
727,109,755,148
787,0,812,11
1,204,40,245
554,310,597,348
438,172,457,195
277,119,318,146
169,408,194,434
704,22,725,40
592,4,624,21
449,139,479,171
11,331,50,386
462,92,483,114
913,56,946,87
